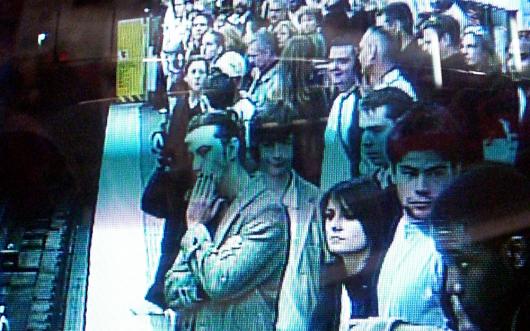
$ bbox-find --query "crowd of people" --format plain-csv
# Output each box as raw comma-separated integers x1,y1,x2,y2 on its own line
137,0,530,330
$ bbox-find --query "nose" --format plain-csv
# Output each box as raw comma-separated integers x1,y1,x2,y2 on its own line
192,157,203,173
329,60,339,72
415,173,430,195
362,131,374,147
272,143,284,158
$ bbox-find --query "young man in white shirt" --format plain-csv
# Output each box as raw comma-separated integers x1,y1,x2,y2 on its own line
351,106,462,330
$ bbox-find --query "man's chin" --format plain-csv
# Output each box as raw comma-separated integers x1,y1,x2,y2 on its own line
405,206,431,222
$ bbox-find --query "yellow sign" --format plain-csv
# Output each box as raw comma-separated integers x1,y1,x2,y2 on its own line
116,18,146,99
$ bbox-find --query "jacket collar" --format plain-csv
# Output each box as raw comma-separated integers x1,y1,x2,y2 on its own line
214,178,268,246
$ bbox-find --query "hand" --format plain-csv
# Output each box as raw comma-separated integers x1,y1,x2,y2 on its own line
165,271,203,310
186,174,219,227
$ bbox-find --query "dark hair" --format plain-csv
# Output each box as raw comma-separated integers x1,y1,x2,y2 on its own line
185,55,209,74
360,87,413,121
380,2,413,35
329,35,356,52
187,111,246,162
431,163,530,246
421,15,460,46
250,28,279,56
192,11,214,27
320,178,392,255
296,5,322,25
250,101,296,161
386,104,463,166
203,71,236,109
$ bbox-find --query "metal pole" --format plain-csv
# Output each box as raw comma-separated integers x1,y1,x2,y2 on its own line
426,27,443,89
509,10,522,74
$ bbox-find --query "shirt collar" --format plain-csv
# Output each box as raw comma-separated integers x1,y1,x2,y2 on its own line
399,212,429,240
188,95,200,109
282,171,298,209
381,67,401,85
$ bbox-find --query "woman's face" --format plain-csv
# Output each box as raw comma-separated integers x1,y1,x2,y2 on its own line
276,25,291,49
324,197,368,255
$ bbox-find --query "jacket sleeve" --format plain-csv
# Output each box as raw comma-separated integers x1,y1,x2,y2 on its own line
164,249,204,310
183,202,288,301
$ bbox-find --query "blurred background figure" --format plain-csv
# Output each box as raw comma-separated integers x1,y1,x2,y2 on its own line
461,25,500,74
431,164,530,331
273,20,297,51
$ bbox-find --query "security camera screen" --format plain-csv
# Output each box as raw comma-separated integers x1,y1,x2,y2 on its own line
1,1,529,331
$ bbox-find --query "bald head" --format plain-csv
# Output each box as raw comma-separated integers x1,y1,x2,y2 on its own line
359,27,400,75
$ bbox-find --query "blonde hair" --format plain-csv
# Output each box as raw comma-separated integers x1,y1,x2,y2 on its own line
219,25,247,54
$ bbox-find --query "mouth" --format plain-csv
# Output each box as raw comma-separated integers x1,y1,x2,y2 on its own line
329,236,345,242
409,201,432,211
269,161,286,168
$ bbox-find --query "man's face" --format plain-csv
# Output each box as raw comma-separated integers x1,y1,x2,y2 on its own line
247,41,272,71
432,222,512,331
173,0,186,18
328,45,356,93
392,151,455,221
185,125,228,185
461,33,483,68
360,105,394,168
380,13,398,37
288,0,303,12
184,60,208,92
268,1,287,26
299,13,317,34
201,33,221,61
258,135,294,177
275,25,292,49
233,0,248,14
192,15,209,42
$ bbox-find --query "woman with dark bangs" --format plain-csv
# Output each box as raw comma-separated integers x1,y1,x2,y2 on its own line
316,178,394,330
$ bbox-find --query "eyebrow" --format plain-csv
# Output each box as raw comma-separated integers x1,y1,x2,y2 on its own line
398,164,449,172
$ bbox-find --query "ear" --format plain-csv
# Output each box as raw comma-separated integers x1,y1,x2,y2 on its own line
503,235,529,270
226,137,240,162
368,42,377,63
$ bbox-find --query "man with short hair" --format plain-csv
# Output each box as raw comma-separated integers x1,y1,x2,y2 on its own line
201,30,225,65
164,112,289,331
266,0,289,31
430,164,530,331
379,3,417,55
187,12,213,59
358,26,417,100
227,0,260,36
351,107,461,330
379,2,426,83
251,104,330,331
358,87,413,188
244,29,280,108
320,37,361,191
419,14,466,95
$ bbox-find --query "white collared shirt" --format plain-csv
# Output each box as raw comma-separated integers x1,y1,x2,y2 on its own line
377,213,450,329
374,68,418,101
